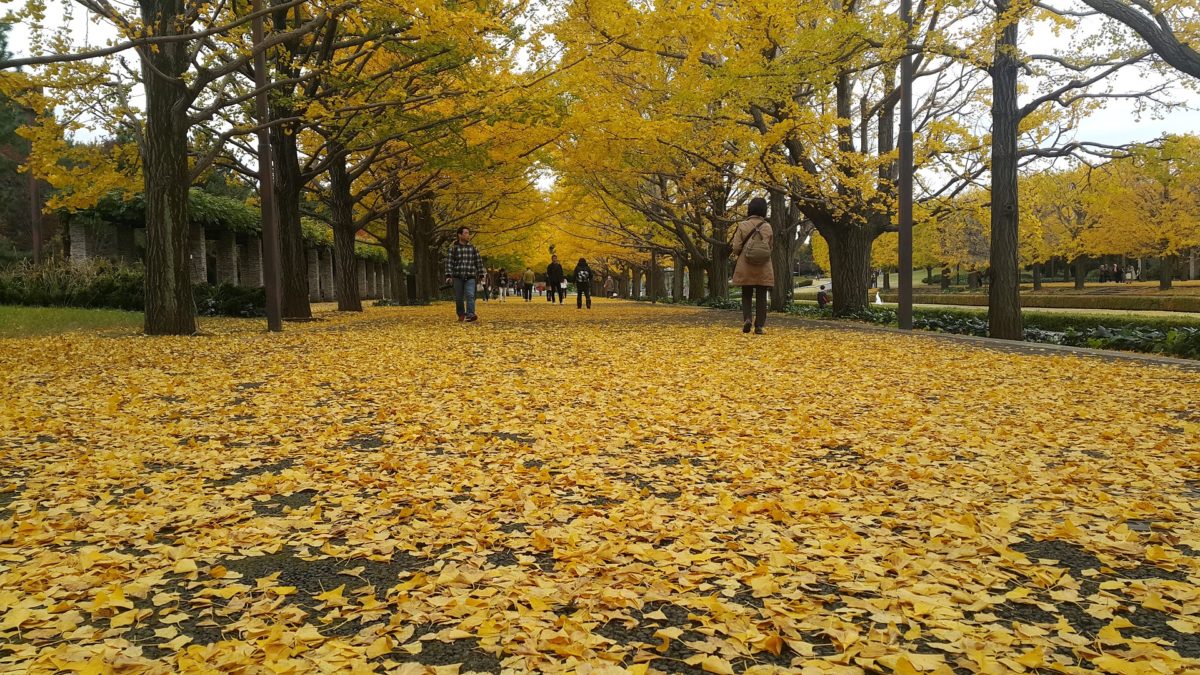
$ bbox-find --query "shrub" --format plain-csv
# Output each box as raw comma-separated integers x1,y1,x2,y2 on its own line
878,291,1200,313
193,283,265,317
0,258,144,311
0,260,266,318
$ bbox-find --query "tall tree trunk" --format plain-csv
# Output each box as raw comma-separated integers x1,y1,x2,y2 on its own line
385,206,408,303
618,265,631,298
708,254,729,299
709,220,731,298
987,0,1023,340
328,147,361,311
768,190,798,311
1032,262,1042,290
1073,256,1087,289
1159,254,1176,290
631,267,643,300
270,119,312,319
882,270,891,290
671,251,685,301
688,257,705,301
925,266,933,283
139,0,195,335
822,225,874,316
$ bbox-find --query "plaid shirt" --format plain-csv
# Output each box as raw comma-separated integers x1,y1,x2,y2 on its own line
444,242,483,279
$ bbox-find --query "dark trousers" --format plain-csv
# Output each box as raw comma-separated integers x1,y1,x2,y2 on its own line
549,285,564,303
577,286,591,308
523,286,532,301
741,285,768,328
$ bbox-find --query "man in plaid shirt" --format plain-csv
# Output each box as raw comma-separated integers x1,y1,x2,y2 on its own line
444,226,483,322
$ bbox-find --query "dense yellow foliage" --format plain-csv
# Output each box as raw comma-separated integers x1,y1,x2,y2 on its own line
2,303,1199,673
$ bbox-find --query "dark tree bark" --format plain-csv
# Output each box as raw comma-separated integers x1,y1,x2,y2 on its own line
708,248,729,299
882,270,891,290
987,0,1023,340
768,190,799,311
328,146,361,311
1159,254,1176,290
139,0,196,335
671,251,685,301
820,224,874,316
631,267,643,300
407,200,440,302
1073,256,1087,289
1032,262,1042,290
270,118,312,319
1079,0,1200,78
618,265,631,298
687,257,705,301
384,206,408,303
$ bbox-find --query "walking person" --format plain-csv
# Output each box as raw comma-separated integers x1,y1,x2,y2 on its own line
523,267,535,301
573,258,594,309
444,226,483,322
497,268,508,302
730,197,774,334
603,276,615,298
547,255,565,304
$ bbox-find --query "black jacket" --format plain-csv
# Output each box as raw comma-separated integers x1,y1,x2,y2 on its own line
547,262,564,284
572,264,593,286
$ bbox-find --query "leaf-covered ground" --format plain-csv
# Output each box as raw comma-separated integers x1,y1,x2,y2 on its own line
1,301,1198,674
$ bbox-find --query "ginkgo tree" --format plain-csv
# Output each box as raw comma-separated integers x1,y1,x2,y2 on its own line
1087,135,1200,289
2,0,346,333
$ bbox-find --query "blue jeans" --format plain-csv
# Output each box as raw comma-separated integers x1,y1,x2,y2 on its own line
453,277,476,317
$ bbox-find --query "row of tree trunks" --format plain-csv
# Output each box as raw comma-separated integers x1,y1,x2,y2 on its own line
384,206,409,304
671,252,685,301
327,144,362,312
407,201,442,303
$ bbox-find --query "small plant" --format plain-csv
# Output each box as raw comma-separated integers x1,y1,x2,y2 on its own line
193,283,266,317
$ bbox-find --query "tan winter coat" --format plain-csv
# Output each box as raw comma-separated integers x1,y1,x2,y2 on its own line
730,216,775,287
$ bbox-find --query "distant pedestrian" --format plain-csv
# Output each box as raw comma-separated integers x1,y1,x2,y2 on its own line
523,267,535,301
730,197,774,334
573,258,594,309
1125,264,1135,284
603,276,615,298
817,285,831,309
547,255,565,304
497,268,508,302
444,226,482,322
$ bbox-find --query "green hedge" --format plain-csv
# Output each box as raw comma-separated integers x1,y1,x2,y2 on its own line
878,291,1200,313
780,303,1199,359
0,259,144,311
193,284,265,317
0,260,264,317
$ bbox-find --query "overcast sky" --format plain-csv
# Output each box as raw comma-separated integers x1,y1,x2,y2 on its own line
6,3,1197,150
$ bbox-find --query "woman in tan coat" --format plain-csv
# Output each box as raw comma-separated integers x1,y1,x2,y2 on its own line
730,197,774,334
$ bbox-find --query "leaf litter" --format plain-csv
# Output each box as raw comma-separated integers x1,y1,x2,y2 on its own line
0,301,1198,673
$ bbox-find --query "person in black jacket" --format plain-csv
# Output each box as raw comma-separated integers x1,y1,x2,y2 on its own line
572,258,593,309
546,255,565,304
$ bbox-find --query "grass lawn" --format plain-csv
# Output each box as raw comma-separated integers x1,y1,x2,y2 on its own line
0,305,144,338
2,301,1198,672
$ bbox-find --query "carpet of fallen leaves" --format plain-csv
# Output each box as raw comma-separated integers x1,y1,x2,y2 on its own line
1,300,1199,675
